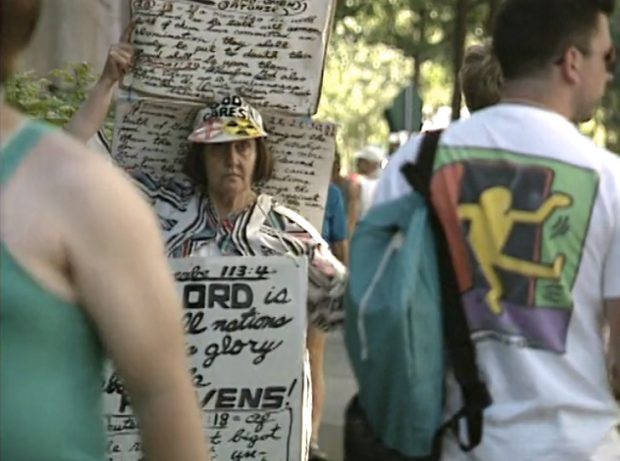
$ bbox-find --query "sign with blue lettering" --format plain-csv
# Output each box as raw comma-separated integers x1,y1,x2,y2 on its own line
103,255,309,460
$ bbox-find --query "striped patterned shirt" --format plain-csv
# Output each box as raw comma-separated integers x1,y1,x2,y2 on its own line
133,171,346,331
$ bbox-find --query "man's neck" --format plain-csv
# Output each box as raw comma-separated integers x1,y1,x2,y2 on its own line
501,78,574,121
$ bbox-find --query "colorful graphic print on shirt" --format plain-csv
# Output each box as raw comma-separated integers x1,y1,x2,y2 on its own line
430,147,599,353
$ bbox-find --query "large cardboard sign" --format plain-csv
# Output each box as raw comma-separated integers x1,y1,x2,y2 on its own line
111,96,196,175
103,255,309,460
258,114,335,232
124,0,336,115
112,95,335,229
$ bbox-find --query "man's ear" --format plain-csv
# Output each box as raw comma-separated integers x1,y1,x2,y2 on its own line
559,46,585,85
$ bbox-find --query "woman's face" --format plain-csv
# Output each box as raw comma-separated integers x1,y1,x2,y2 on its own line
203,139,258,197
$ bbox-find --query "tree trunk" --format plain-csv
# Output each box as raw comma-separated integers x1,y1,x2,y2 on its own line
486,0,501,34
450,0,469,120
412,8,427,89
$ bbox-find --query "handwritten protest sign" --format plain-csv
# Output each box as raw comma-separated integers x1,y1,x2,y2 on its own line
111,96,196,175
124,0,336,115
259,114,335,231
111,95,336,229
103,255,309,461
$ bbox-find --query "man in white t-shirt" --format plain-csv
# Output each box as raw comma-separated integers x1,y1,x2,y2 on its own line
376,0,620,459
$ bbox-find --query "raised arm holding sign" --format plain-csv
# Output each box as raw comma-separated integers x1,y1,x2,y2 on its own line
66,21,136,142
64,4,344,459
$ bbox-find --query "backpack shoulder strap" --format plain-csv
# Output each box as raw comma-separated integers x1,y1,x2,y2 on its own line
400,129,442,196
400,130,492,452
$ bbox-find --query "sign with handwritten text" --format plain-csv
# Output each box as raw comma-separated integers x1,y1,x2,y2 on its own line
259,114,335,231
111,96,197,175
103,256,309,461
111,95,336,229
124,0,336,115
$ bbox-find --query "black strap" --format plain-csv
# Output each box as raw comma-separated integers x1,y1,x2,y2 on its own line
401,131,492,452
402,130,441,196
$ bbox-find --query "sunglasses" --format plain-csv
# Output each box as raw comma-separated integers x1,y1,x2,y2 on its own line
556,45,618,74
602,46,618,74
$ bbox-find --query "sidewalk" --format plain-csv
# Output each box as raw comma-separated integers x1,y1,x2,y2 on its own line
317,331,357,461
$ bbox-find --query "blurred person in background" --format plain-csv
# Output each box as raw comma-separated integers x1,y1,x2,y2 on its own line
331,150,361,242
324,159,349,265
354,145,385,219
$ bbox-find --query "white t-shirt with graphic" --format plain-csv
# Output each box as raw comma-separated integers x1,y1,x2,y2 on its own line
377,104,620,460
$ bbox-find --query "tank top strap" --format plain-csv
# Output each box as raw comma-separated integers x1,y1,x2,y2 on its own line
0,120,54,186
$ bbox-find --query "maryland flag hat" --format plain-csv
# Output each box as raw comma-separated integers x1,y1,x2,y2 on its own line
188,95,267,144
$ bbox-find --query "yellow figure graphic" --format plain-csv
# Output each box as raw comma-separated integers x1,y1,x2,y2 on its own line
458,187,572,315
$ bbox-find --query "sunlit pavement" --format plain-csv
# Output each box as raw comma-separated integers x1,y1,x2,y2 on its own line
317,331,357,461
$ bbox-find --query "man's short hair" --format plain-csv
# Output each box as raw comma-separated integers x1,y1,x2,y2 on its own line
0,0,42,84
460,41,503,112
493,0,616,80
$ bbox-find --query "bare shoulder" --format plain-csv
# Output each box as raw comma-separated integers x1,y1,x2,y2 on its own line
2,124,142,233
45,131,140,201
1,124,162,301
33,130,160,244
37,129,128,194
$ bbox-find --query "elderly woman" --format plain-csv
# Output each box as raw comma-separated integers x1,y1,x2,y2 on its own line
131,96,346,329
67,29,343,461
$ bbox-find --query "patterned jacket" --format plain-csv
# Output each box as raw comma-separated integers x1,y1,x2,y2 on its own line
133,171,346,331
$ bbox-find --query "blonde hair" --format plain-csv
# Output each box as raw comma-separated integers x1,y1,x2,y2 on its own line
460,41,504,112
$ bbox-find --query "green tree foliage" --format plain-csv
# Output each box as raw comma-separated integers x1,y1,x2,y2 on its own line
329,0,619,152
335,1,493,82
317,22,413,169
328,0,496,152
4,63,114,138
336,1,449,63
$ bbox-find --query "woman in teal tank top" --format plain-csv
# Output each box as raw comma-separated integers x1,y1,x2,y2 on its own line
0,122,107,460
0,3,209,459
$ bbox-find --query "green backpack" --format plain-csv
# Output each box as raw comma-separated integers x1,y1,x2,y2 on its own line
344,131,491,460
